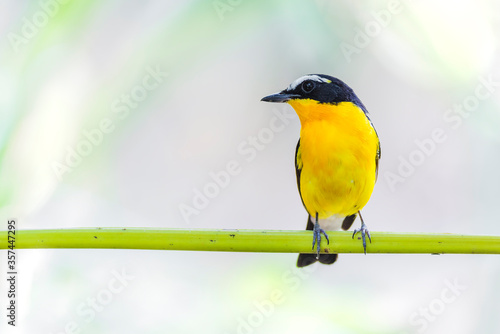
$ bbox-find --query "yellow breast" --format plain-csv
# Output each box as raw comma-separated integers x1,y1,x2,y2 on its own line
289,99,379,219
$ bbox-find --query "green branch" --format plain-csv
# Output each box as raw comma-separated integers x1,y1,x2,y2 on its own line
2,228,500,254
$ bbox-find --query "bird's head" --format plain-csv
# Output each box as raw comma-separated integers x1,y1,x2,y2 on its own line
261,74,367,116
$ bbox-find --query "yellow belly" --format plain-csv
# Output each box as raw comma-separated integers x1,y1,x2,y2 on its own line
290,99,379,219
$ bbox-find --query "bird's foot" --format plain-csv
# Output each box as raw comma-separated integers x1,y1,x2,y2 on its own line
312,222,329,259
352,223,371,254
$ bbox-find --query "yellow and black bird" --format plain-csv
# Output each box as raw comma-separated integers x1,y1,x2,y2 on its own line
261,74,381,267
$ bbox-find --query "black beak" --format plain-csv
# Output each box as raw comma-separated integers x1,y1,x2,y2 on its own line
261,91,300,103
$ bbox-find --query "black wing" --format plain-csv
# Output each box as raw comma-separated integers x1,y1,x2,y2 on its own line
295,139,304,207
375,140,381,180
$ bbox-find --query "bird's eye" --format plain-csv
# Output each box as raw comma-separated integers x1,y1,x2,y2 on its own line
302,80,315,93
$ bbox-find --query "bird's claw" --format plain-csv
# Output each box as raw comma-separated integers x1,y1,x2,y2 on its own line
312,223,329,259
352,223,371,254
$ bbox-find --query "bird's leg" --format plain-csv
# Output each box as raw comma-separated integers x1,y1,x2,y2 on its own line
312,212,329,259
352,211,371,254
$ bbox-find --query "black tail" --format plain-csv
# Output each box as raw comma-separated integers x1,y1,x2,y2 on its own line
297,253,338,267
296,215,338,267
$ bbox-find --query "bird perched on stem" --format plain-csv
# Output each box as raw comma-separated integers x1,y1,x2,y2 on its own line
261,74,381,267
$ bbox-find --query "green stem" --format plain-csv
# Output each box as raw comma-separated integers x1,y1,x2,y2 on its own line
2,228,500,254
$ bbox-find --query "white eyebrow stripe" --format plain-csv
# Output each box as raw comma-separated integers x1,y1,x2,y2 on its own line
287,75,331,91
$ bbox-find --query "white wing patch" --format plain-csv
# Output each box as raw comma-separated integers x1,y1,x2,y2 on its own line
287,75,331,91
316,214,345,231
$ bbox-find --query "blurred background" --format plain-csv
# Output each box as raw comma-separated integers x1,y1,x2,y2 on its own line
1,0,500,333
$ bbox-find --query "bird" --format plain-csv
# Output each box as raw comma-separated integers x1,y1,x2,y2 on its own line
261,74,381,267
